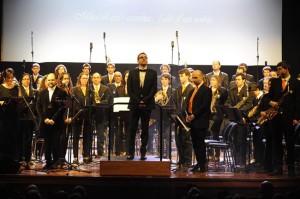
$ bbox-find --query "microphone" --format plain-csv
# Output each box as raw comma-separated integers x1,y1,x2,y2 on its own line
171,41,174,48
176,31,178,38
90,42,93,50
103,32,106,39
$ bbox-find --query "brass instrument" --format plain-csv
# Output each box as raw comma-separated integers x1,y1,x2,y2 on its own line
257,90,292,126
247,105,258,118
155,90,169,106
210,89,219,113
234,96,248,109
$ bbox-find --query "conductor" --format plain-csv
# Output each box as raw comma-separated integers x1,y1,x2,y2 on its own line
126,52,157,160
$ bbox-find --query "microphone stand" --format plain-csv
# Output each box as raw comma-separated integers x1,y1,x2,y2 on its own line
89,43,93,63
256,37,259,82
31,31,34,62
103,32,108,63
176,31,180,66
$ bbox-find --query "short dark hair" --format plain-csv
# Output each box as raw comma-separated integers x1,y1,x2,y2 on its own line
250,82,260,91
277,61,290,70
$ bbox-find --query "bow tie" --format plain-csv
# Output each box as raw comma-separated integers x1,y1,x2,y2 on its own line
139,69,147,72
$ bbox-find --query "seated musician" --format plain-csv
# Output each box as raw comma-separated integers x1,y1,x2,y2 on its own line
226,73,253,169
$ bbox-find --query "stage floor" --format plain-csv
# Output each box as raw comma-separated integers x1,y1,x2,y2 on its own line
1,155,300,199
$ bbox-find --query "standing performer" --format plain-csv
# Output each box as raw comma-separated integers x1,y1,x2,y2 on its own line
126,52,157,160
186,70,212,172
267,61,300,177
36,73,67,169
0,68,19,160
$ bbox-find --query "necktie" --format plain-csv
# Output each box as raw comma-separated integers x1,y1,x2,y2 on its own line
188,87,198,113
182,85,185,93
82,88,86,96
282,79,287,90
25,88,29,96
109,76,112,83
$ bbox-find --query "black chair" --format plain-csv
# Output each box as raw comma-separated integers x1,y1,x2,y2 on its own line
205,121,237,172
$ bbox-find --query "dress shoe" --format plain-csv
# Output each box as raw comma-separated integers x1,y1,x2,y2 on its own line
83,157,91,163
42,164,52,170
73,158,79,164
127,155,134,160
190,164,206,173
269,169,283,176
140,155,147,160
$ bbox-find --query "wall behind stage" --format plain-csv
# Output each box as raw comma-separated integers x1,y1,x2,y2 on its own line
0,61,269,85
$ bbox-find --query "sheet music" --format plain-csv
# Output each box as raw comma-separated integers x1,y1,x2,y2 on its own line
113,97,130,112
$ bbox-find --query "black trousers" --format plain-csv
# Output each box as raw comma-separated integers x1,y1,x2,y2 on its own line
190,127,207,167
127,108,152,156
175,125,192,164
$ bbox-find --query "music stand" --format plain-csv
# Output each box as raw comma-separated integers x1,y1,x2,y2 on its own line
151,105,174,160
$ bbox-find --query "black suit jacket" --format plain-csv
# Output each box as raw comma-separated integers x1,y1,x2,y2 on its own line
173,83,194,114
226,84,253,113
268,77,300,121
30,74,43,89
127,68,157,110
206,71,229,88
213,86,228,106
101,75,115,85
186,84,212,129
36,87,67,127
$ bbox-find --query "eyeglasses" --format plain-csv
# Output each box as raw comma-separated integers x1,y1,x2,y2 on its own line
139,56,148,59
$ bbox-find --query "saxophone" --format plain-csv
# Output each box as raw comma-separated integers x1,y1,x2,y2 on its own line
248,95,262,118
257,89,292,126
234,86,249,109
210,89,218,113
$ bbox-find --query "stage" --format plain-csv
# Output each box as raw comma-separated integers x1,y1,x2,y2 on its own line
1,155,300,199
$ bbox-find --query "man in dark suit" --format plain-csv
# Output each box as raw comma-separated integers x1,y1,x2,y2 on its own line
206,60,229,89
91,72,112,158
30,63,43,89
172,68,194,167
267,61,300,176
101,63,116,85
127,52,157,160
231,63,255,83
186,70,212,172
36,73,67,169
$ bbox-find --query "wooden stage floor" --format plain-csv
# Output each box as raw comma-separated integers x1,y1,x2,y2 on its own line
1,155,300,199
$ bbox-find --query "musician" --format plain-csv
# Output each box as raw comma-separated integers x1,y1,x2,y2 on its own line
186,70,212,172
173,68,194,167
107,71,123,97
157,64,177,88
114,70,129,155
17,73,37,168
231,63,254,82
91,72,111,158
54,64,68,79
247,83,265,170
152,72,174,158
226,73,253,168
209,75,228,161
101,62,116,85
206,60,229,89
82,63,92,84
126,52,157,160
229,67,252,89
0,68,20,160
30,63,43,89
267,61,299,176
257,66,272,91
106,71,123,155
36,73,67,169
71,72,91,164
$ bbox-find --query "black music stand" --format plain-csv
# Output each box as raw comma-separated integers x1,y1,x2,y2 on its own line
151,105,174,160
85,104,109,163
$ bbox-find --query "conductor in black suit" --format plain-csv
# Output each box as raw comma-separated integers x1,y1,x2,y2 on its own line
36,73,67,169
127,52,157,160
186,70,212,172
